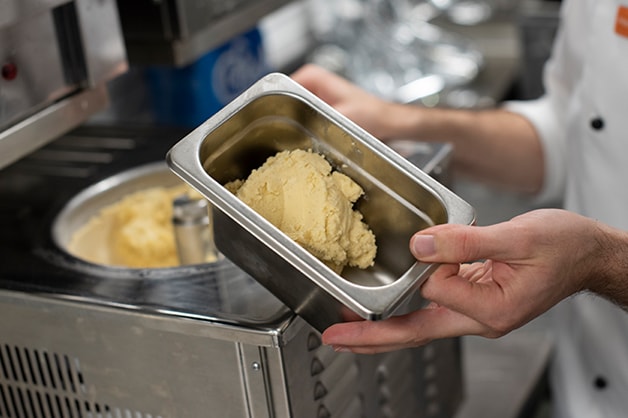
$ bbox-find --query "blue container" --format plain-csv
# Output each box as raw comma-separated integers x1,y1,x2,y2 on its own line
146,28,271,128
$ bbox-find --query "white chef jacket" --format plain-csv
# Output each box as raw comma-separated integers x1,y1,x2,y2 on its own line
505,0,628,417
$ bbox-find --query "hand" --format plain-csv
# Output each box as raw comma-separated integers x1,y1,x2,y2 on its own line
323,209,623,354
291,64,410,141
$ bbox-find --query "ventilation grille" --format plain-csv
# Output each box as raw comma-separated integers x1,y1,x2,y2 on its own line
374,350,420,418
305,332,363,418
0,344,161,418
6,134,139,179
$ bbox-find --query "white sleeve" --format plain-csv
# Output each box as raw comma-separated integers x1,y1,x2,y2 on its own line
503,96,566,205
503,0,584,205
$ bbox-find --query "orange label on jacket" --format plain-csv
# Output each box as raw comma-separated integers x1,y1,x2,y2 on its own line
616,5,628,37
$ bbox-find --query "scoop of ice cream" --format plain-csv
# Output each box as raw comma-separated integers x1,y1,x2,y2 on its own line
226,149,377,273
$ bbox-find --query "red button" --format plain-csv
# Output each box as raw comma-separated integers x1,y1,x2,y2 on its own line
1,63,18,81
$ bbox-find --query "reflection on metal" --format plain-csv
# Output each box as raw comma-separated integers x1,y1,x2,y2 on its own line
0,0,127,169
173,196,219,265
305,0,484,102
396,74,446,103
0,86,110,170
116,0,294,67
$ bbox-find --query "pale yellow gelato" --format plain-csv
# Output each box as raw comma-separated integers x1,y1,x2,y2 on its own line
226,149,377,273
68,184,204,268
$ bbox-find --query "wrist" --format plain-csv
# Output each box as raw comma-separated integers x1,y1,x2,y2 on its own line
587,223,628,307
377,104,478,143
376,102,429,141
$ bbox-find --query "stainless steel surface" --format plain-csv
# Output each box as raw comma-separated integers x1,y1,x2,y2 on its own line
74,0,127,86
0,125,464,418
167,72,475,332
116,0,293,67
0,290,286,418
0,9,73,130
305,0,485,104
409,16,521,108
0,0,70,27
173,196,219,265
389,140,454,187
0,289,463,418
0,0,127,169
0,86,109,170
0,0,69,28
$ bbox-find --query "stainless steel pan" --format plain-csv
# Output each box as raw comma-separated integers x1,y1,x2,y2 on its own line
167,73,475,332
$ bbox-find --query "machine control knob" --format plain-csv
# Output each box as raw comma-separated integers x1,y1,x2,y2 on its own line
1,62,17,81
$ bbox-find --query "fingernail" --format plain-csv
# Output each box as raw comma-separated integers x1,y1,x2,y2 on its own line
332,346,352,353
411,235,435,257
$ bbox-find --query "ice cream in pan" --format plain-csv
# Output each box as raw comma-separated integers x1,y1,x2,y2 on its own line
225,148,377,275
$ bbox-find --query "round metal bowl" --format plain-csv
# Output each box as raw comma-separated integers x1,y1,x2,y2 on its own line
50,162,290,325
52,161,226,271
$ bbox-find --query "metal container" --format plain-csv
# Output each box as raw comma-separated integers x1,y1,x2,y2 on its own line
167,73,475,332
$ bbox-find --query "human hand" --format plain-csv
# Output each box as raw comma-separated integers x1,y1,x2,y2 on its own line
323,209,622,354
291,64,413,141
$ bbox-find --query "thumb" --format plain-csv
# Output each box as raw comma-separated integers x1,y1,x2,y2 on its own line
409,223,516,264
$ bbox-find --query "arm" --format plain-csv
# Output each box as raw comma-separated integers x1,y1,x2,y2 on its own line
292,64,544,193
322,209,628,354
